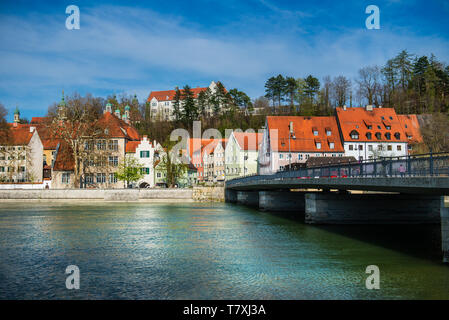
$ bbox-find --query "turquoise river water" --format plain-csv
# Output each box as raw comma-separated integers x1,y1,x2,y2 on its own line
0,201,448,299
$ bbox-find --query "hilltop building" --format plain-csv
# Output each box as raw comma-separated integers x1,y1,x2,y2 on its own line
147,81,225,121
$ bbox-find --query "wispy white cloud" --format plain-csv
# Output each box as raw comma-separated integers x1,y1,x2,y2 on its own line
0,3,448,119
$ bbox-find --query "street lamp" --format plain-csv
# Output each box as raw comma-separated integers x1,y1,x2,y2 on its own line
288,122,295,170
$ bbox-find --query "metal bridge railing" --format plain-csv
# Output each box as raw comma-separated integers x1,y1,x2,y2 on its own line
227,152,449,186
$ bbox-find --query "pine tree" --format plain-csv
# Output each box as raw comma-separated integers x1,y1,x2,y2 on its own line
172,87,182,122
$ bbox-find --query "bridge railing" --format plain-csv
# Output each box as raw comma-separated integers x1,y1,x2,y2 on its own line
227,152,449,186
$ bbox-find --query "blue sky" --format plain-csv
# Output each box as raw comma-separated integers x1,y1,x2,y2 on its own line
1,0,448,121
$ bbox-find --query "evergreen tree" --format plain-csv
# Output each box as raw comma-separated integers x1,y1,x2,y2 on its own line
172,87,182,122
181,85,198,125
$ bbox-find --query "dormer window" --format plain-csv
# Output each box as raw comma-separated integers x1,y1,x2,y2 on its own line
385,125,391,130
385,132,391,140
312,127,318,136
381,116,385,120
394,132,401,140
366,132,372,140
316,142,321,149
375,132,382,140
377,125,381,129
367,125,372,130
350,130,359,140
329,142,334,149
389,116,393,120
325,128,332,136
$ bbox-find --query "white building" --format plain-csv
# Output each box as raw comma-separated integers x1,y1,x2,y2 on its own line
258,116,345,175
125,135,160,188
0,124,43,183
335,106,408,161
225,131,262,180
147,81,222,121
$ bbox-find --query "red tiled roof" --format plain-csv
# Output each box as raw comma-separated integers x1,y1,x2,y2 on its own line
233,132,263,151
336,107,408,143
0,126,34,145
30,117,48,124
397,114,423,144
125,141,141,153
147,87,210,102
53,142,75,171
266,116,344,153
95,112,140,140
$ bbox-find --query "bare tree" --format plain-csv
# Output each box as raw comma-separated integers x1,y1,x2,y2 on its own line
331,76,352,107
356,66,382,106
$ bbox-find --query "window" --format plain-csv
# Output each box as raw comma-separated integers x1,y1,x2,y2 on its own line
97,140,106,150
349,145,354,151
326,130,331,136
366,132,372,140
397,145,402,151
313,130,318,136
329,142,335,149
368,145,373,151
381,116,385,120
385,125,391,130
19,166,25,172
387,145,392,151
378,145,383,151
141,167,150,175
109,156,118,167
157,173,161,178
394,132,401,140
385,132,391,140
367,125,372,130
85,174,94,184
279,154,283,159
0,167,4,172
350,130,359,139
96,173,106,183
316,142,321,149
359,145,363,151
108,140,118,151
62,172,70,184
375,132,382,140
109,173,117,184
298,154,303,160
140,151,150,158
152,102,156,106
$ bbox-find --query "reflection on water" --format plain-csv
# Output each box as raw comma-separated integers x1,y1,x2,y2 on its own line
0,202,448,299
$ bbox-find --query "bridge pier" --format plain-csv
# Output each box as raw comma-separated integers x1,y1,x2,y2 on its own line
236,191,259,208
225,189,237,203
259,191,305,212
441,197,449,263
305,193,441,225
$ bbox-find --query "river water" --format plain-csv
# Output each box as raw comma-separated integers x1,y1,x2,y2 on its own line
0,201,448,299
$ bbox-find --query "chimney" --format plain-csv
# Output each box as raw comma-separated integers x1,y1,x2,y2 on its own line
343,105,347,111
366,105,373,111
289,121,294,133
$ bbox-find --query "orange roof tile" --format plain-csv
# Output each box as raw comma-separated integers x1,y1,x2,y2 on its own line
266,116,344,153
53,142,75,171
398,114,423,144
125,141,141,153
0,126,34,145
336,107,408,143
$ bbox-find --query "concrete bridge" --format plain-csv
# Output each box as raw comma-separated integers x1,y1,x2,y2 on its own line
225,153,449,263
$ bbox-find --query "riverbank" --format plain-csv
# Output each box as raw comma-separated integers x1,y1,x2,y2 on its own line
0,187,225,202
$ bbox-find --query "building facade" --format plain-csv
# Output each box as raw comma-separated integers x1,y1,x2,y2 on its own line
335,106,408,161
258,116,345,175
225,131,262,180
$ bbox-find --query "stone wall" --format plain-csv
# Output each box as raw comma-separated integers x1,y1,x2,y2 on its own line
193,186,224,202
0,188,193,201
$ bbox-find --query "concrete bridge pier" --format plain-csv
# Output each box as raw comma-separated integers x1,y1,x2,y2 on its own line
225,189,237,203
305,193,441,225
441,197,449,263
259,190,305,212
236,191,259,208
